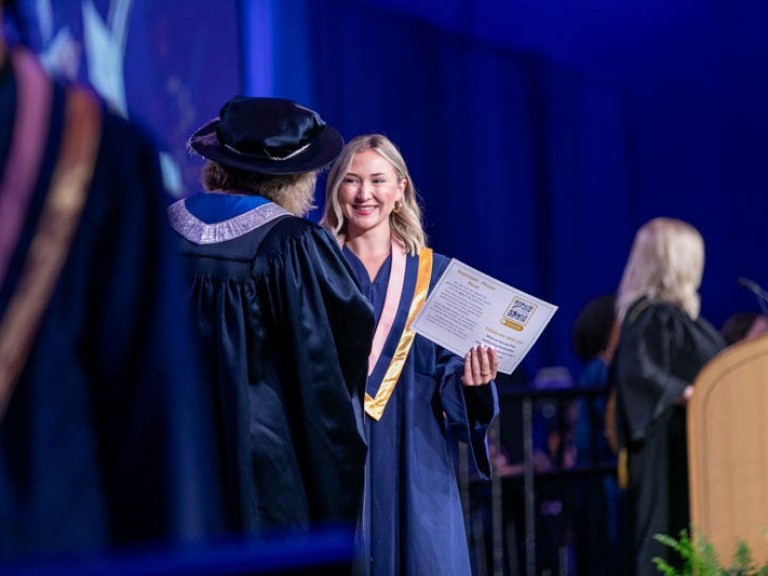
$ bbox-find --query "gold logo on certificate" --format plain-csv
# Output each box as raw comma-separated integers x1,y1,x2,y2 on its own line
501,296,538,331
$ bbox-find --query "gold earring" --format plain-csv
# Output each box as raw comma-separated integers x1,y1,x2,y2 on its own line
393,200,402,214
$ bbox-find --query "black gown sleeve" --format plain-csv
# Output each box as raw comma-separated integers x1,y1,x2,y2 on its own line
258,222,374,524
614,303,693,443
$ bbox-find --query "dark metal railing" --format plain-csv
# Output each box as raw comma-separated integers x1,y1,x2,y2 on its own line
461,384,618,576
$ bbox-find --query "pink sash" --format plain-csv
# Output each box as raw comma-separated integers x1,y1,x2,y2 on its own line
0,49,52,286
0,50,102,418
364,247,433,421
367,241,406,376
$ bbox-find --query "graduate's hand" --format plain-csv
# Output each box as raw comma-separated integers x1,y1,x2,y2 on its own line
461,343,498,386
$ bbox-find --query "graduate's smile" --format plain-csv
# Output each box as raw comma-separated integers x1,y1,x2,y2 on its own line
352,203,379,216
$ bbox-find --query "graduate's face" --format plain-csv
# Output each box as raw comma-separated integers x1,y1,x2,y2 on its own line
339,149,405,238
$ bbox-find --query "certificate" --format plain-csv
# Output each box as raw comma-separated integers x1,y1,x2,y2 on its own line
411,259,557,374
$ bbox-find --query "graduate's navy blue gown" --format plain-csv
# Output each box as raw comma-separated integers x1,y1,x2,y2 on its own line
344,247,499,575
169,195,374,536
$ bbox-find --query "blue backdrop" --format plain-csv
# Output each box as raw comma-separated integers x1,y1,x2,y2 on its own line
12,0,241,197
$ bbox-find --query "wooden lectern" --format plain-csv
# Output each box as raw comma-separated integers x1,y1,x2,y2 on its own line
688,334,768,564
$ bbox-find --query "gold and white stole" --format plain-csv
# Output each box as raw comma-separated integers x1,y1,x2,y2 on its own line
0,49,102,419
364,243,433,422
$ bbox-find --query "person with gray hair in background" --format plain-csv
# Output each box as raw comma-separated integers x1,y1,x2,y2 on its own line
609,217,725,575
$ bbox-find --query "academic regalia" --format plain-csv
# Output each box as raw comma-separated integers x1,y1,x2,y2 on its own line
0,49,222,562
612,298,725,575
343,247,498,576
168,195,374,535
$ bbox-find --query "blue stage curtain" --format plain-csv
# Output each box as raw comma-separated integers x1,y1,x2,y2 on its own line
247,0,633,374
12,0,242,198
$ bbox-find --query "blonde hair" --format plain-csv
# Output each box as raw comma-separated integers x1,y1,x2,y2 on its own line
320,134,427,255
201,161,317,217
616,217,704,322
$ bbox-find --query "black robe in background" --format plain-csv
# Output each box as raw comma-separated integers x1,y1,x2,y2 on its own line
611,298,725,575
170,197,374,535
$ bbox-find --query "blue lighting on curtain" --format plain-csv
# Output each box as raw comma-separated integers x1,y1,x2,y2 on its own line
241,0,274,96
241,0,317,104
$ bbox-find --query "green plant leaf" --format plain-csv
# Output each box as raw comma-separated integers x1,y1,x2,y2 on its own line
652,525,768,575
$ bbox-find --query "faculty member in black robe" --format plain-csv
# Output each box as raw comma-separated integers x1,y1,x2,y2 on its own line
168,96,374,536
610,218,725,575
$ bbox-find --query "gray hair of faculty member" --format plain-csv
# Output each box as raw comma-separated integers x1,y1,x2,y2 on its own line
201,161,318,217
